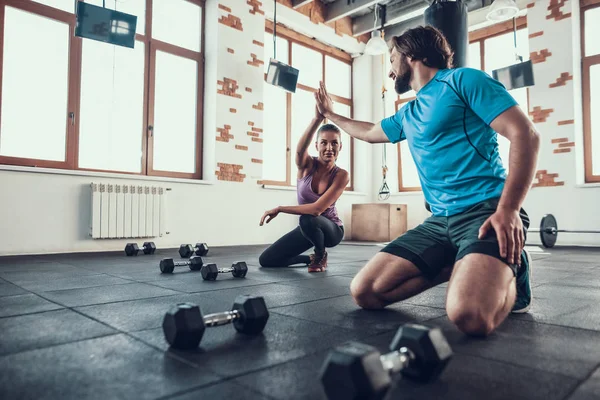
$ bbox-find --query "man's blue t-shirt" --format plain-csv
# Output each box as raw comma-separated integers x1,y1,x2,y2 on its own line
381,67,518,217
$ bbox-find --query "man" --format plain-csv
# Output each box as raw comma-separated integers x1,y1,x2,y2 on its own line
314,25,540,337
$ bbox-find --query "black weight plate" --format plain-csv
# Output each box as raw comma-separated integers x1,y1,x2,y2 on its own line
540,214,558,248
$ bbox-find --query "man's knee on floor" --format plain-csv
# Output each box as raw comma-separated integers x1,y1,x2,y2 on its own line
350,276,386,310
447,303,496,337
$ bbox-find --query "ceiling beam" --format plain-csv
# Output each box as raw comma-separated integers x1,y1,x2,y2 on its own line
383,15,424,39
352,0,429,36
324,0,380,23
292,0,314,8
381,0,530,39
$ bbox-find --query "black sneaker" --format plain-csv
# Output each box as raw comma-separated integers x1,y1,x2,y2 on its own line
512,248,533,313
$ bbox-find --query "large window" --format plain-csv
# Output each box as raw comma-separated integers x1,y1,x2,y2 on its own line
396,17,529,192
582,1,600,182
0,0,205,179
262,21,354,189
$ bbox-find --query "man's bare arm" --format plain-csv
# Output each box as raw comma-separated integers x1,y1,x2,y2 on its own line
315,83,389,144
325,112,389,144
490,105,541,212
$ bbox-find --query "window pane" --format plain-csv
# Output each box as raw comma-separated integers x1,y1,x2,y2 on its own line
85,0,146,35
590,64,600,175
264,32,289,74
484,29,529,75
152,51,198,173
0,7,69,161
263,82,288,182
153,0,201,52
468,41,481,70
292,43,322,89
400,142,420,188
78,40,145,172
32,0,75,13
328,104,352,187
585,8,600,57
396,102,420,189
325,56,351,98
290,89,318,184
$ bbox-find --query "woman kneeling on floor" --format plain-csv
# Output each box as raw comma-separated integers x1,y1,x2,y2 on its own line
258,99,349,272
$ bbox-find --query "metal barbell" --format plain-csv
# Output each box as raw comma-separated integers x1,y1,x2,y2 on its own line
529,214,600,248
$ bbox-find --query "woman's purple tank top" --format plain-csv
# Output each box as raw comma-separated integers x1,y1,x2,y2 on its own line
297,157,343,226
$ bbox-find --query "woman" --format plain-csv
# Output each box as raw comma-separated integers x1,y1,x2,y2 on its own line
258,100,349,272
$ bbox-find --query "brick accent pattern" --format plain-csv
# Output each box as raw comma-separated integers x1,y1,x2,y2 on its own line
252,40,264,47
245,87,253,92
218,4,232,12
530,49,552,64
551,137,575,153
217,78,242,98
252,102,264,110
216,163,246,182
251,158,263,164
230,108,237,113
558,142,575,148
547,0,571,21
247,53,264,68
532,170,565,187
248,0,265,15
248,122,262,138
227,48,235,54
529,106,554,123
216,125,234,143
549,72,573,88
527,2,536,8
557,119,575,126
529,31,544,38
235,145,249,151
252,137,263,143
219,11,243,31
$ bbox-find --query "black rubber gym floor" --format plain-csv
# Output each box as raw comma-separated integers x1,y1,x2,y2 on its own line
0,243,599,400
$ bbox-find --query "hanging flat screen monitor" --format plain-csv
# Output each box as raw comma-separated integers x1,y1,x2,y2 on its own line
266,58,299,93
75,1,137,49
492,60,535,91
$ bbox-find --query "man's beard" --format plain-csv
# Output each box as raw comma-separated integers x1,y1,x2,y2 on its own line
394,74,411,95
394,59,412,95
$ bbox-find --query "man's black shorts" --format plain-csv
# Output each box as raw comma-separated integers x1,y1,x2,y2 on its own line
380,197,530,281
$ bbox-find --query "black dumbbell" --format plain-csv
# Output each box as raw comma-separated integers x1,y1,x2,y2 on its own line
179,243,209,258
320,323,453,400
201,261,248,281
125,242,156,256
162,294,270,350
159,256,203,273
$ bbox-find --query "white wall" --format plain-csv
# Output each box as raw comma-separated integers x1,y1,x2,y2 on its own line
0,0,372,256
521,0,600,247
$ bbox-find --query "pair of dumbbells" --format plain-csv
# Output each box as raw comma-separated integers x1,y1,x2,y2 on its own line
320,323,453,400
125,242,156,256
179,243,209,258
159,257,248,281
163,295,269,350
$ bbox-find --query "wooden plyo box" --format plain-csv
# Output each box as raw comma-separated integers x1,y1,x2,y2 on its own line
351,204,407,242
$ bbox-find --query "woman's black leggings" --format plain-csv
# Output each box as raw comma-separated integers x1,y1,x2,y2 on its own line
259,215,344,268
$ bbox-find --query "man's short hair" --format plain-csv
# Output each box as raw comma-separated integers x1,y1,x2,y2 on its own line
388,25,454,69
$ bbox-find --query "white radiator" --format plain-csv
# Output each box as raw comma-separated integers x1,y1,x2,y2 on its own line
89,183,166,239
